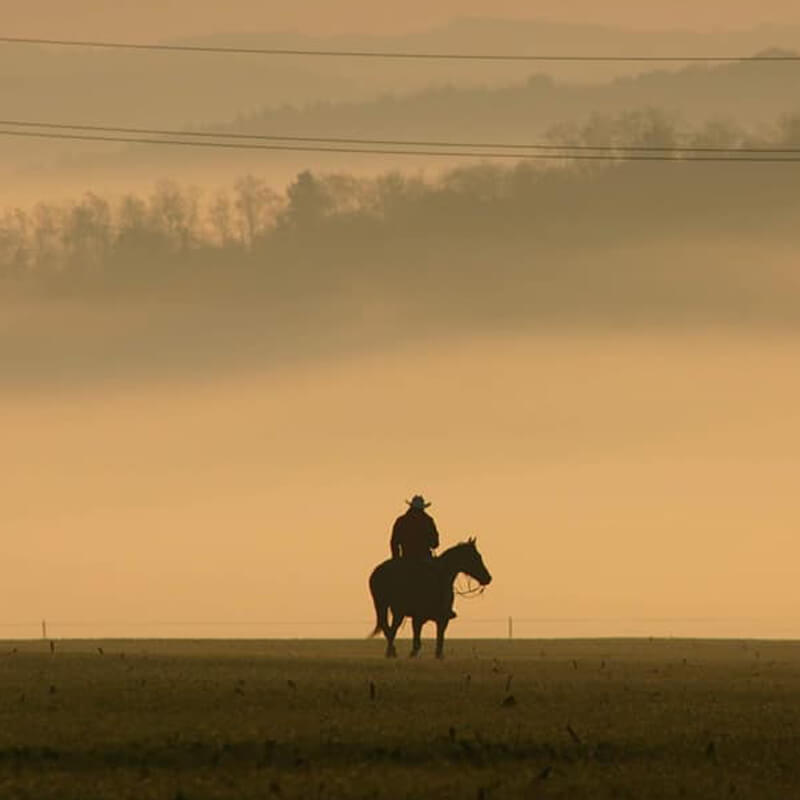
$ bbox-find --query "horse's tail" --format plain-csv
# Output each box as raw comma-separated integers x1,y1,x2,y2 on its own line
368,568,388,639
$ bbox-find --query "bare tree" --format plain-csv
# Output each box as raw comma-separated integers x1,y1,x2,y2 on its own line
0,209,31,279
234,175,279,247
149,181,201,252
208,191,235,247
31,203,64,274
62,193,112,276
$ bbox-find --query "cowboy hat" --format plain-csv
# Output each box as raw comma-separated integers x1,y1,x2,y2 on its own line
406,495,431,510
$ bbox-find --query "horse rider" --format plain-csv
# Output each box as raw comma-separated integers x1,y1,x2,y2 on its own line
391,494,439,560
390,494,456,618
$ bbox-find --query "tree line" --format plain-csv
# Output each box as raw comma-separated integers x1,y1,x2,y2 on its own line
2,110,799,299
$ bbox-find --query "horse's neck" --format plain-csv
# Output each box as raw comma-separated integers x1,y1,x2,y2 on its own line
436,547,465,584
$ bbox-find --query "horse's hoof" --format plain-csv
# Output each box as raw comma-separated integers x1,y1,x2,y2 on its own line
409,650,420,659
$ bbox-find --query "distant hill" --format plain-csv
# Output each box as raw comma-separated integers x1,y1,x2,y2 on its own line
3,18,800,128
223,53,800,142
2,19,800,196
23,54,800,181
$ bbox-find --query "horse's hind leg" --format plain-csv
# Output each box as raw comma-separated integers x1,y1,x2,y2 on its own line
385,612,403,659
410,618,423,658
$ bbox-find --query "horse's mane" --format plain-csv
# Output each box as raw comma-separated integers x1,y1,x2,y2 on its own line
438,540,475,559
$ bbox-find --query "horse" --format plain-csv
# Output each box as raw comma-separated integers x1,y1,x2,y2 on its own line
368,537,492,659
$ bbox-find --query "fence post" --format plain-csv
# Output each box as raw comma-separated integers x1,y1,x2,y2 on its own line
508,616,513,640
42,619,47,640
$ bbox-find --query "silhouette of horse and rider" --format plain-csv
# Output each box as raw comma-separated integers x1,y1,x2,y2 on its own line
369,495,492,659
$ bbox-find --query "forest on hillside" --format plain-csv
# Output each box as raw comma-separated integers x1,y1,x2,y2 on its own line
2,110,800,332
4,32,800,193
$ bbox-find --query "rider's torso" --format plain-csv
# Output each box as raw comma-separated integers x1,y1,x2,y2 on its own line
393,511,437,559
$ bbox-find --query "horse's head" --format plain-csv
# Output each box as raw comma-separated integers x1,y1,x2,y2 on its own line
458,537,493,586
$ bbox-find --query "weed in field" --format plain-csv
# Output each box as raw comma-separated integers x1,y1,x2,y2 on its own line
0,638,799,798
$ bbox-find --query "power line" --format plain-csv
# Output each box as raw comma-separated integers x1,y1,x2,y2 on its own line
1,36,800,63
2,118,799,155
3,127,800,162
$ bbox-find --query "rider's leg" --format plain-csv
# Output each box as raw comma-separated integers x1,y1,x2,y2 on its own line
447,588,457,619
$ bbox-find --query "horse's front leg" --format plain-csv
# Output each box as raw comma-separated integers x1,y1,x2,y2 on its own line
410,617,423,658
435,618,450,659
386,611,403,658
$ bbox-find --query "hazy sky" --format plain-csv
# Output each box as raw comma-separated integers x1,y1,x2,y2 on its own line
4,2,800,644
5,1,800,39
4,327,800,640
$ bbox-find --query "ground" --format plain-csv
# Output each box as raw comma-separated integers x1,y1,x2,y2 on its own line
1,638,799,799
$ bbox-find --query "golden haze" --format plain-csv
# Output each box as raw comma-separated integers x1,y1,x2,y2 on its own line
3,331,799,639
5,1,800,38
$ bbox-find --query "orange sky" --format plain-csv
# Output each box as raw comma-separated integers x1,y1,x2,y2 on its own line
4,323,800,640
4,3,800,643
4,1,800,39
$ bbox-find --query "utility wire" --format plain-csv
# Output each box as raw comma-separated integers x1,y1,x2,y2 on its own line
1,118,799,155
1,36,800,62
2,127,800,162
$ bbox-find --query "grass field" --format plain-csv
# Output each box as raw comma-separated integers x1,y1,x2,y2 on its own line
1,638,799,799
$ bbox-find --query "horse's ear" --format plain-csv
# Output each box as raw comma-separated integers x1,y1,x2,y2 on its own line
468,536,476,545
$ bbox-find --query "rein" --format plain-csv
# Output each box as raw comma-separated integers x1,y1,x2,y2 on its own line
454,576,486,599
436,543,490,600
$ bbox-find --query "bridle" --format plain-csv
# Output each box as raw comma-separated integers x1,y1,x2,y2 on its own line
454,574,487,599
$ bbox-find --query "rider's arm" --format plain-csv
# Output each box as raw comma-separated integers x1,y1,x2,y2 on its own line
390,518,402,559
429,517,440,550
